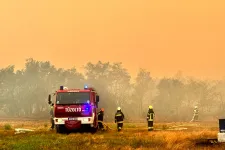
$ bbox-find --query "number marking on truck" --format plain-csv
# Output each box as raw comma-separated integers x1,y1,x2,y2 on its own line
67,90,79,92
65,107,81,112
68,118,77,121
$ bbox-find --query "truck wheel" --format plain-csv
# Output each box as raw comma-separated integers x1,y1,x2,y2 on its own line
56,125,64,133
90,127,98,134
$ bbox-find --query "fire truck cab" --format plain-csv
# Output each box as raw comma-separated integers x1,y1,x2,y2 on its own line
48,85,100,133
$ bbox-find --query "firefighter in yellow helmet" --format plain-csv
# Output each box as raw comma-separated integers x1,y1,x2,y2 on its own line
147,105,155,131
115,107,125,132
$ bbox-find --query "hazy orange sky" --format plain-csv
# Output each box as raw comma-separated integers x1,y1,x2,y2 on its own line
0,0,225,79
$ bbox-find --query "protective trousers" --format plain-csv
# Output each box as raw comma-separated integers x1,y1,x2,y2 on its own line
50,117,54,129
148,121,153,131
98,121,104,129
193,114,198,121
117,123,123,131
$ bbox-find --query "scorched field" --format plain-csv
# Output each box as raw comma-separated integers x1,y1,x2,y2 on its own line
0,119,224,150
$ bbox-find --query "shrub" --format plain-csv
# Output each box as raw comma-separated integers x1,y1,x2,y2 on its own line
4,124,12,130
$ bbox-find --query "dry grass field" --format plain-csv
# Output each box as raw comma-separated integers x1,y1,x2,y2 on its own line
0,119,224,150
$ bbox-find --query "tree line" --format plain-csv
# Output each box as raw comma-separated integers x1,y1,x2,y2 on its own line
0,58,225,122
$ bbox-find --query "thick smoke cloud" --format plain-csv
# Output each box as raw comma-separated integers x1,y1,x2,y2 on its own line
0,58,224,122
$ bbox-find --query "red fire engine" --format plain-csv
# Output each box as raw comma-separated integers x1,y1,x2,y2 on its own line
48,85,100,133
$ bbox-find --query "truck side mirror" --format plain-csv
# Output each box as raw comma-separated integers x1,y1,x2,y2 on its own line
96,95,99,103
48,94,52,104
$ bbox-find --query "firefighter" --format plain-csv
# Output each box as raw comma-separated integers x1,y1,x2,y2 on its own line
50,103,54,129
115,107,125,132
97,108,104,130
147,105,155,131
190,106,199,122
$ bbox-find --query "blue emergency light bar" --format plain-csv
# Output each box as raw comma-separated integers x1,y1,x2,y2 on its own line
84,85,88,89
60,86,64,90
83,105,91,112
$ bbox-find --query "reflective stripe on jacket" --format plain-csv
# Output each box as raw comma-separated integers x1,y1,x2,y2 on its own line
194,108,198,115
147,109,154,121
147,113,154,121
115,111,124,123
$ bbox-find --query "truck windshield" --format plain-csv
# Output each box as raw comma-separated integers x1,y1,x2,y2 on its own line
56,92,90,105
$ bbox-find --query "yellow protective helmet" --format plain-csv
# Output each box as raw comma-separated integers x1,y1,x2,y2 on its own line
117,107,121,111
149,105,153,109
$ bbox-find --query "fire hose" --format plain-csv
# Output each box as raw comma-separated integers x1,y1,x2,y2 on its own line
97,121,113,130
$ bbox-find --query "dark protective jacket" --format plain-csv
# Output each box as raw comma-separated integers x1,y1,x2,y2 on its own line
97,111,104,121
147,109,155,121
115,110,125,123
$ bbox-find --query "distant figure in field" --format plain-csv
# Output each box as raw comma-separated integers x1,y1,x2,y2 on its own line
50,103,54,129
190,106,199,122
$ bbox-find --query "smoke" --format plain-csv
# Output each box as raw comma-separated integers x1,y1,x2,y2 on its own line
0,59,224,122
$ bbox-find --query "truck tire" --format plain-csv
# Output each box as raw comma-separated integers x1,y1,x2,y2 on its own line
90,127,98,134
56,125,64,133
